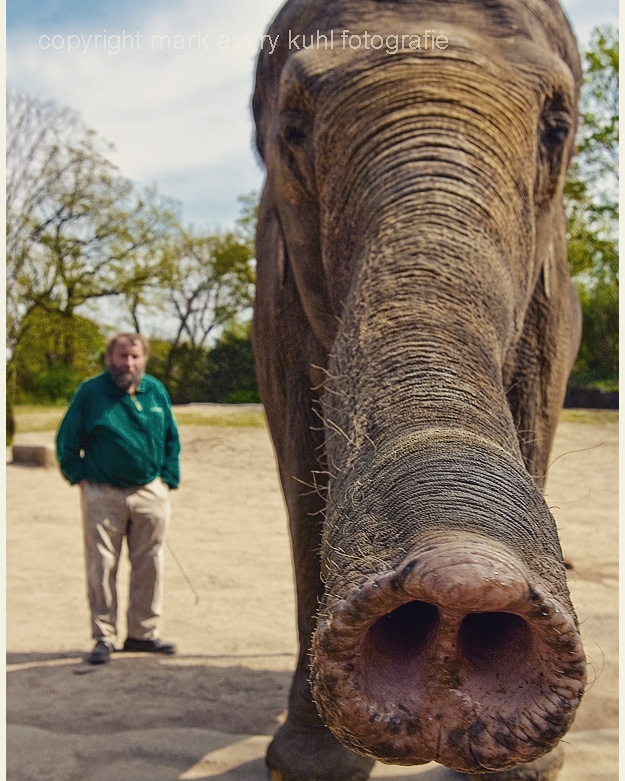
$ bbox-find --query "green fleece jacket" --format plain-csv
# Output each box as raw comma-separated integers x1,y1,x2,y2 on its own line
56,371,180,489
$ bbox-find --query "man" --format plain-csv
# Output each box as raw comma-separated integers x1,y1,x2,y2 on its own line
56,333,181,664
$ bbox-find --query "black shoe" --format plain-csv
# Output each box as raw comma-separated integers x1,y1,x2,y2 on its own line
123,637,177,655
88,640,113,665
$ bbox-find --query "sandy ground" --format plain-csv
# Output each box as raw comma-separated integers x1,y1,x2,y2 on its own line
6,407,618,781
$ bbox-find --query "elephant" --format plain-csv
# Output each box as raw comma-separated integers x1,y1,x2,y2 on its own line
251,1,586,779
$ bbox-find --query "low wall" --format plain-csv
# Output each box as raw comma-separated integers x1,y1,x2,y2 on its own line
11,445,57,468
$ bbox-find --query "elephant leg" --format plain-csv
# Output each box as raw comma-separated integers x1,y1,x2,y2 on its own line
254,238,374,781
267,711,375,781
260,370,375,781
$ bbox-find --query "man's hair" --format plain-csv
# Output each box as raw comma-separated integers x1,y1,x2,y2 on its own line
106,333,150,359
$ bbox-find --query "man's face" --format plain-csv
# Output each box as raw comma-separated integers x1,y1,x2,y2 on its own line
107,339,147,391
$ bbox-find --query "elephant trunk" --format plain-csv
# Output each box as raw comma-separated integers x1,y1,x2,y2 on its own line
306,57,585,771
310,431,585,772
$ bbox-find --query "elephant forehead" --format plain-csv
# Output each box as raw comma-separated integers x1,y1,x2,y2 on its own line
256,1,581,160
280,54,545,196
278,42,572,130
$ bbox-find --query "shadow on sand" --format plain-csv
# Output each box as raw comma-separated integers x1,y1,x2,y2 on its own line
7,651,464,781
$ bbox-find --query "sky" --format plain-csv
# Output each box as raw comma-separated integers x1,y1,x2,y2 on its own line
6,0,619,231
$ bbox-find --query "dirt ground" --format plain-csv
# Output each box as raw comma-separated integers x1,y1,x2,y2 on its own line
6,406,618,781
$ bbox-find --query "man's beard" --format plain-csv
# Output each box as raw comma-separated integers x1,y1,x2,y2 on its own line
109,365,144,391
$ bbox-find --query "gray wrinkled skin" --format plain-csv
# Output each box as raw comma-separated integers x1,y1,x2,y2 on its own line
251,2,585,780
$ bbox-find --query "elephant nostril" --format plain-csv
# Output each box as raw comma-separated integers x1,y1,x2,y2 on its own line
458,611,532,673
360,604,534,698
362,601,439,694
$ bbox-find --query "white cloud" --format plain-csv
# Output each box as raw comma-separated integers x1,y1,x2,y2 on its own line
8,23,264,160
7,1,278,224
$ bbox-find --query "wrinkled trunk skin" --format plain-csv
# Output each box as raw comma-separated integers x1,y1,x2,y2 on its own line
252,2,585,780
307,230,585,773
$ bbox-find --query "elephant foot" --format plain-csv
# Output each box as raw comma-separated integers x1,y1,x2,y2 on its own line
461,745,564,781
266,719,375,781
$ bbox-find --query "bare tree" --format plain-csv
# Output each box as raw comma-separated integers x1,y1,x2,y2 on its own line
5,90,258,427
160,227,255,382
170,230,254,348
6,90,180,348
5,91,181,438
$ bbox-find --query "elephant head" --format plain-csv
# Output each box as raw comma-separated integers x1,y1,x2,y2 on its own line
252,1,585,779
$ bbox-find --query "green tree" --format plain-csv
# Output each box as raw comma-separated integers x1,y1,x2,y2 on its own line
145,192,259,401
204,322,259,404
167,230,255,349
159,200,257,391
5,91,259,418
565,25,618,388
6,91,180,430
6,91,180,331
13,310,104,403
148,341,211,403
234,190,259,253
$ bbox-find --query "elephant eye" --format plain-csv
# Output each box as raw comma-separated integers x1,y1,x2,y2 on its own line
540,95,572,150
542,117,570,149
534,91,573,205
279,110,310,148
284,125,307,145
277,105,317,191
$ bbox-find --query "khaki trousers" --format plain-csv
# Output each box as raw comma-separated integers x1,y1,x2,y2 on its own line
81,478,171,643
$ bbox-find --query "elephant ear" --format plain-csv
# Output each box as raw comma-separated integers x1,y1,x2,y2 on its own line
257,187,287,290
539,200,571,303
273,213,288,289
